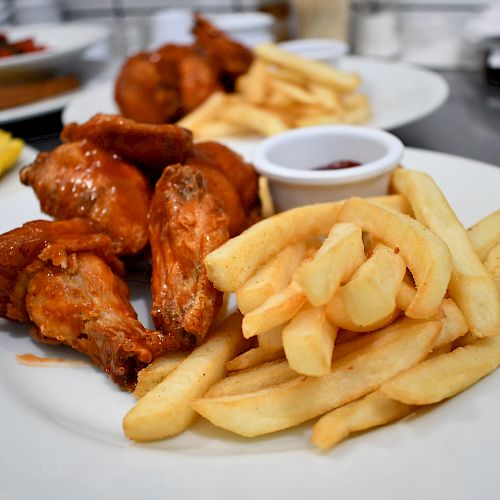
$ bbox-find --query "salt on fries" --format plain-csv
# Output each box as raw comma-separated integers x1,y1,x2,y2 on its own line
123,167,500,451
177,43,370,138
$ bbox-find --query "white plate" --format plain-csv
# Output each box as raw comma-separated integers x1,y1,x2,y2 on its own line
0,23,110,73
0,144,499,499
62,56,449,130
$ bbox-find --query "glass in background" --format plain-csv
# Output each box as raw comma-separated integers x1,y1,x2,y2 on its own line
289,0,351,42
353,0,401,59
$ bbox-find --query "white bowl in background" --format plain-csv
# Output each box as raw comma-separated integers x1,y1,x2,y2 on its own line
277,38,349,65
252,125,404,211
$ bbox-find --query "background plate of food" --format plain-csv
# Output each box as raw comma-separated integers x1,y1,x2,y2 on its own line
0,128,498,499
62,54,449,134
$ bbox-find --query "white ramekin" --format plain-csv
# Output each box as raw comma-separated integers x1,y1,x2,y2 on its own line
277,38,349,66
252,125,404,211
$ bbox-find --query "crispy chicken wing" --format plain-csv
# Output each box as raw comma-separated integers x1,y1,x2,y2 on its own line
148,165,229,346
115,14,253,123
20,141,151,255
192,13,254,88
114,52,182,124
0,219,180,389
61,113,193,170
189,141,259,211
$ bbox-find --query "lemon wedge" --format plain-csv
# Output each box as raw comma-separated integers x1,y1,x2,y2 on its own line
0,130,24,177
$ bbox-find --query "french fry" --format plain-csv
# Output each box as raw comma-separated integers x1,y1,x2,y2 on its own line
258,326,284,352
339,197,452,319
192,320,439,437
195,120,250,139
295,222,365,307
236,59,269,104
255,43,361,92
270,79,322,105
177,91,226,130
205,201,344,291
335,245,406,328
258,176,275,219
295,113,342,128
433,298,468,349
468,210,500,261
391,168,500,337
236,241,307,314
283,305,338,376
206,360,297,397
308,83,341,112
226,345,285,371
222,102,289,136
381,336,500,405
134,352,188,398
242,281,306,338
485,243,500,292
123,313,245,441
205,195,411,293
311,390,414,451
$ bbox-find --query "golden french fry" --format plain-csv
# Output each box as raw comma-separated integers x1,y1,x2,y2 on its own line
269,79,321,105
468,210,500,261
266,65,306,85
177,91,226,130
391,168,500,337
339,197,452,319
308,83,341,112
194,120,250,139
123,313,245,441
294,113,342,128
311,390,414,451
485,243,500,292
242,281,306,338
258,326,283,352
340,105,372,125
255,43,361,92
336,245,406,328
381,336,500,405
134,351,188,399
342,93,370,110
433,298,468,349
222,102,288,136
205,196,412,292
192,320,439,437
236,59,269,104
206,360,297,397
283,305,338,376
205,201,343,292
226,346,285,371
236,242,307,314
258,176,275,219
295,222,365,307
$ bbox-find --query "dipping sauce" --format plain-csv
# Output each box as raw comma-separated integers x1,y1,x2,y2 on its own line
313,160,361,171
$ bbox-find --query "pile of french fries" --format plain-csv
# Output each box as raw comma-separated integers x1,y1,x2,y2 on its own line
123,167,500,452
177,43,370,139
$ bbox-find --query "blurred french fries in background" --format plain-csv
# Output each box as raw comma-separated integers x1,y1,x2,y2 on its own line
123,166,500,452
177,43,370,138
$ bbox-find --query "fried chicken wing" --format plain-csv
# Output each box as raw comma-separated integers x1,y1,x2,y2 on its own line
61,113,193,170
148,165,229,346
0,218,122,322
0,219,180,389
189,141,259,211
193,13,254,88
114,53,181,124
115,14,253,123
20,141,151,255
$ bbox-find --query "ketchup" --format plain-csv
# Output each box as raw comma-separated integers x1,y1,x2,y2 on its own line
314,160,361,171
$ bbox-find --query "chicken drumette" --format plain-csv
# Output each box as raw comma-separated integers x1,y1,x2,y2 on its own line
0,219,178,389
20,140,151,255
148,165,230,347
114,14,253,124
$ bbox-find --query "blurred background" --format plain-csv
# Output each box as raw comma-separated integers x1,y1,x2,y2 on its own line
1,0,499,72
